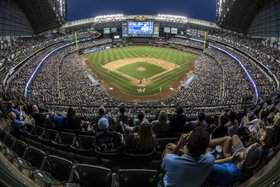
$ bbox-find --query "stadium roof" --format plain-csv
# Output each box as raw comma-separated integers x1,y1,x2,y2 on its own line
216,0,274,33
14,0,66,34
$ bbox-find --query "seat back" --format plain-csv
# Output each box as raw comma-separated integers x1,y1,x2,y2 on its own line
3,134,15,148
75,135,95,150
32,126,45,137
0,129,7,140
155,138,178,153
124,150,154,159
123,151,154,168
10,139,27,157
24,146,46,169
44,129,58,141
25,124,34,133
59,132,76,145
117,169,159,187
73,164,112,187
45,155,72,182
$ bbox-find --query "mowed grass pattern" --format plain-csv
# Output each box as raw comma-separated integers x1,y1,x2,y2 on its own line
117,61,165,79
85,46,196,96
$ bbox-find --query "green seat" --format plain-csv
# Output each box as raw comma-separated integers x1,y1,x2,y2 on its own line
17,146,46,171
5,139,27,159
34,155,73,186
71,164,112,187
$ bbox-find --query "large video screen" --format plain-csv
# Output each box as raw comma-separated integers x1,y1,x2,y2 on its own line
128,22,153,36
122,22,159,37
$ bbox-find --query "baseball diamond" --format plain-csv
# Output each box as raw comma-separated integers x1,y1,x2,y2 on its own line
84,46,196,102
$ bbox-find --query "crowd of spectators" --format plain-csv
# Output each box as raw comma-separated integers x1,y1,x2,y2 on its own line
219,45,277,100
0,36,66,98
5,39,112,104
2,36,278,119
164,53,223,106
209,31,280,82
2,92,280,186
164,46,257,106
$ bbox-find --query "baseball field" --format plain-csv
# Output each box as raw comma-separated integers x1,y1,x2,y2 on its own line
83,46,196,102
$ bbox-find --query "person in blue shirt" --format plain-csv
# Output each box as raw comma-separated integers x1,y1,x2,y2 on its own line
161,126,215,187
9,112,33,133
48,111,66,129
207,127,274,186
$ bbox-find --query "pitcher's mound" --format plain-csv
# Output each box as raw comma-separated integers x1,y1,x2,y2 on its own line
137,67,146,72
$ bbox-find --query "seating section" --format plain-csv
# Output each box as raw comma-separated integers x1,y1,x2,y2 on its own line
0,33,279,187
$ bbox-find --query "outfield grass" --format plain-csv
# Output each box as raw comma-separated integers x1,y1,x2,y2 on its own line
85,46,196,96
117,61,165,79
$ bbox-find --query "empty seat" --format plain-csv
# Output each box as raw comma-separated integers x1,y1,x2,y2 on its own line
54,132,76,150
0,133,15,151
70,135,95,155
71,164,112,187
155,138,178,154
35,155,73,186
95,148,122,168
16,146,46,177
0,128,6,140
5,139,27,160
117,169,159,187
27,126,45,141
123,151,155,168
43,128,59,145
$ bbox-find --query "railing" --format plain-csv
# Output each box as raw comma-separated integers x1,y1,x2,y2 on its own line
43,102,254,119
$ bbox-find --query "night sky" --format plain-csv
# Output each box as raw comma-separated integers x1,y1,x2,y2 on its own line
67,0,216,22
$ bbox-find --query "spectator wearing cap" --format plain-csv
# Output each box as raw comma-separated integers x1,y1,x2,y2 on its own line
95,106,114,132
96,117,123,153
169,106,188,133
185,111,208,132
125,119,156,154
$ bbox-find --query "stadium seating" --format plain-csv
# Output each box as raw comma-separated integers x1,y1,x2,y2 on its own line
70,135,96,155
34,155,72,186
117,169,159,187
16,146,46,178
0,134,15,152
5,139,27,161
70,164,112,187
53,131,76,150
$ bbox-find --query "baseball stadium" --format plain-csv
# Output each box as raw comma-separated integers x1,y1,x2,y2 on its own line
0,0,279,186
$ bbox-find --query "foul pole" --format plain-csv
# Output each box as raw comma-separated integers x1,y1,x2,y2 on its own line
75,31,79,53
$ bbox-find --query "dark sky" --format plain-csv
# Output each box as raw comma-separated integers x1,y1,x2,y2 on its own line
67,0,216,22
